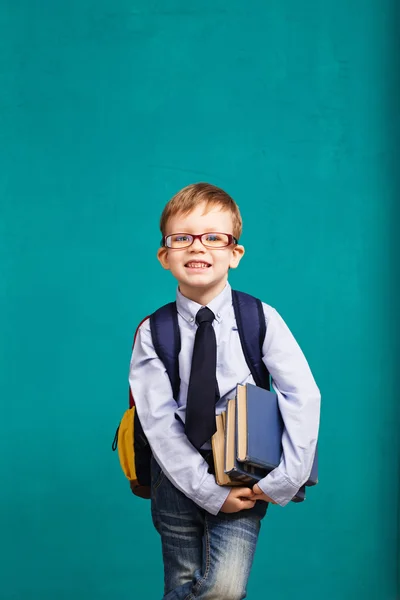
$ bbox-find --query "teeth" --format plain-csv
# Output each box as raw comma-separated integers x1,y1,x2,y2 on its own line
186,262,209,268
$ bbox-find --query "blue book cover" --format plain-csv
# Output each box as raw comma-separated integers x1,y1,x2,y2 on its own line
236,383,318,487
224,397,306,502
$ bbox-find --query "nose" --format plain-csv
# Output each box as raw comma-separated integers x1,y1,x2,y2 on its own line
190,237,206,252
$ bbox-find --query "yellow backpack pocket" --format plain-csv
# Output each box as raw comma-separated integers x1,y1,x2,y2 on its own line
114,407,136,481
112,405,152,499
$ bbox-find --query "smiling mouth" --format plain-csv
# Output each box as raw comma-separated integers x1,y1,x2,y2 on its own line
185,261,211,269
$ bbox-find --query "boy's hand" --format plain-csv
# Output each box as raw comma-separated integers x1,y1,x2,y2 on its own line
220,487,257,513
251,483,278,505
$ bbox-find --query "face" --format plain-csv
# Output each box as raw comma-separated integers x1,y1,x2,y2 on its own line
157,202,245,301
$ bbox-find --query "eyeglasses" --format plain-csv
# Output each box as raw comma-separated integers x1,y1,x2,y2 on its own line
162,232,238,249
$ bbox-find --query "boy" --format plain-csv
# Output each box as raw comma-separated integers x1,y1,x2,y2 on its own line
129,183,320,600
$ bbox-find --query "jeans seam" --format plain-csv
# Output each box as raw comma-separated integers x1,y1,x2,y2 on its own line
183,516,211,600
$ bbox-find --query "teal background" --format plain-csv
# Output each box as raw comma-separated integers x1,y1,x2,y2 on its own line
1,1,399,599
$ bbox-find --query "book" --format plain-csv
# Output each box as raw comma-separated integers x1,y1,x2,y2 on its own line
225,392,307,503
211,382,315,503
211,411,242,487
237,383,283,470
224,398,267,484
236,383,318,487
225,398,305,502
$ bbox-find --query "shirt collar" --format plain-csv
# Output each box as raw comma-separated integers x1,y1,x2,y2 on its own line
176,282,232,326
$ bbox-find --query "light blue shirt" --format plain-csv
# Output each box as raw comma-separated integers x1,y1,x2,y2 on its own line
129,283,321,515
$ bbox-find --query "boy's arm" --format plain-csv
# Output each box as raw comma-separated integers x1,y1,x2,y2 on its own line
128,319,230,516
257,305,321,506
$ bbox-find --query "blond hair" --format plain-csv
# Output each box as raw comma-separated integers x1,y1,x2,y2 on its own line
160,183,242,239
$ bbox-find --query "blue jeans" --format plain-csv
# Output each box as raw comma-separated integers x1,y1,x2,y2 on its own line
150,454,268,600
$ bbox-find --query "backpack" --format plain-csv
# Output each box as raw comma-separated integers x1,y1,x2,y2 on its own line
112,290,311,501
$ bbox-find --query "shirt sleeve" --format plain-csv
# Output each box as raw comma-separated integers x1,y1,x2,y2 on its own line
128,318,230,515
257,306,321,506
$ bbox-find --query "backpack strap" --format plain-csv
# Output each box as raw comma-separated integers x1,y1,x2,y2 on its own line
149,302,181,401
129,315,151,409
231,290,271,390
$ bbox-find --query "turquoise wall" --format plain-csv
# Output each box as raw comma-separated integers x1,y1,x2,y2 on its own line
1,1,399,599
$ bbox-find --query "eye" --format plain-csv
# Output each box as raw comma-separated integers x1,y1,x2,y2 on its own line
174,235,190,242
204,234,220,242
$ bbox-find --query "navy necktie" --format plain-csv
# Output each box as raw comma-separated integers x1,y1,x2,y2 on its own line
185,307,218,450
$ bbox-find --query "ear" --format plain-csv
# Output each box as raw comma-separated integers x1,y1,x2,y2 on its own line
157,247,170,270
229,244,245,269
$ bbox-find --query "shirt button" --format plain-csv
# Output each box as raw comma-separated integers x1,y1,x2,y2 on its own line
217,313,221,318
190,317,194,323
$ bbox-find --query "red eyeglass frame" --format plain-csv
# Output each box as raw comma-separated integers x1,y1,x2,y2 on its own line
161,233,239,248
